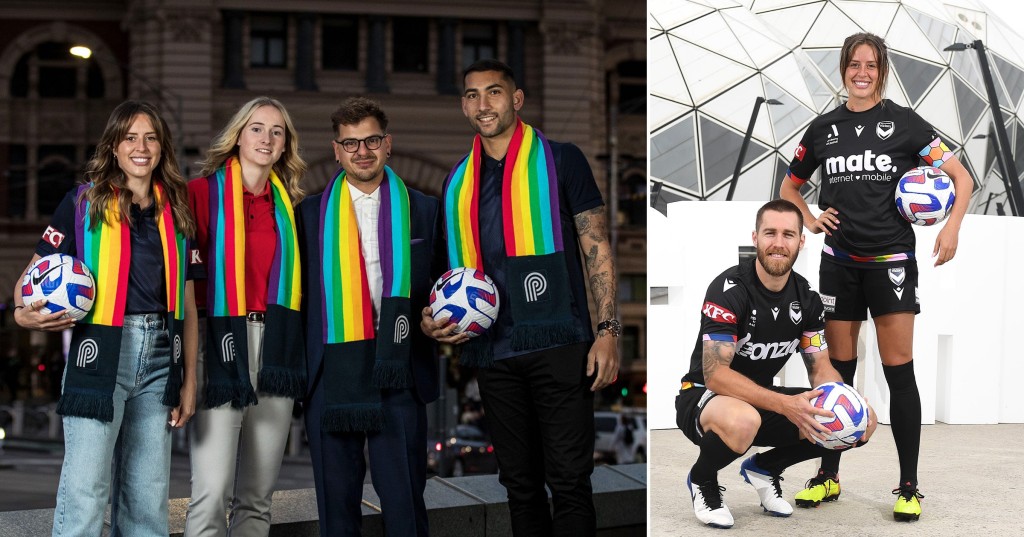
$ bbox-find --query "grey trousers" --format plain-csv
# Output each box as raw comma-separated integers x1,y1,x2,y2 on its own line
183,320,294,537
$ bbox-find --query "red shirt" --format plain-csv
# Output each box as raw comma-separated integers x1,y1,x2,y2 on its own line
188,177,278,312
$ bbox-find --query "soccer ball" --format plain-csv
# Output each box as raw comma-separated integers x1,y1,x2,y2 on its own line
429,268,500,337
20,253,96,321
895,166,955,226
810,382,869,450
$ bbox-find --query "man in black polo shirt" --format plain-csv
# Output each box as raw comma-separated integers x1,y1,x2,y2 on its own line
676,199,876,529
421,59,619,537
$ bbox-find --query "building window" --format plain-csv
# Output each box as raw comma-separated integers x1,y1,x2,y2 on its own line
322,16,359,70
618,274,647,303
7,145,27,218
392,17,428,72
461,21,496,69
38,66,76,98
616,60,645,115
619,172,647,228
10,41,100,99
38,147,76,215
251,14,287,68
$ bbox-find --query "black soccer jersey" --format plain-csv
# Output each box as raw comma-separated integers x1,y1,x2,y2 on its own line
681,259,827,388
786,100,941,265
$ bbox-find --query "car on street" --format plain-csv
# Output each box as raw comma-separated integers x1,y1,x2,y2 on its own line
427,424,497,477
594,410,646,464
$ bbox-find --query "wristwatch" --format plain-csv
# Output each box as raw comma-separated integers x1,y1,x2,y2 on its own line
597,319,621,337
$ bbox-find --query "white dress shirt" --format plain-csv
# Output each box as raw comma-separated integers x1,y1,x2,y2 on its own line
347,181,382,326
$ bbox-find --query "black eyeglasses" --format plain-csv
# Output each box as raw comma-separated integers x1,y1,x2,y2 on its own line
334,134,386,153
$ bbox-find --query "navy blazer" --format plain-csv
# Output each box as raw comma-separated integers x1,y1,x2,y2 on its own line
298,185,443,405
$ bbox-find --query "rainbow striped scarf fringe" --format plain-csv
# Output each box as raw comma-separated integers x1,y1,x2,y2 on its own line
60,182,186,420
204,157,303,405
444,119,579,364
319,166,412,431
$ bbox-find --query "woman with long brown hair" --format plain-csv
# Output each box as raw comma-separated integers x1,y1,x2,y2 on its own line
13,100,198,536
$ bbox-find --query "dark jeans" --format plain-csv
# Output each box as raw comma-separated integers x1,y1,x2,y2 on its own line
478,342,596,537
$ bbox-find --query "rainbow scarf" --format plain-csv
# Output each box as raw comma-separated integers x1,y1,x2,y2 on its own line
318,166,412,432
202,157,305,409
59,182,187,422
443,119,578,366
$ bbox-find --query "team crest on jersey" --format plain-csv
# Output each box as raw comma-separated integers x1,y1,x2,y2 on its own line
789,301,802,325
889,267,906,300
877,121,894,140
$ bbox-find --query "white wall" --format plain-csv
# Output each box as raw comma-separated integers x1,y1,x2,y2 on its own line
648,203,1024,430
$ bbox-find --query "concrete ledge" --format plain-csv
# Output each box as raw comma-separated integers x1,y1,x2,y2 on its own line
0,464,646,537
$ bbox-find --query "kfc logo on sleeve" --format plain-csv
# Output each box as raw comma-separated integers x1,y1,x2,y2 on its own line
794,144,806,162
42,226,65,248
702,301,737,324
190,248,204,265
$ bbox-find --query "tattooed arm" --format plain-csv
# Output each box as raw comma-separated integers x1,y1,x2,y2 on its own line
703,338,834,442
574,206,619,391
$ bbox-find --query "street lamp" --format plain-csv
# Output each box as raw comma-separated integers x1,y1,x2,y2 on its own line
69,45,187,175
726,97,782,201
944,40,1024,216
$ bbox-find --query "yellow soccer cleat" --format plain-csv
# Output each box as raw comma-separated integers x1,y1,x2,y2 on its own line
892,482,924,521
794,470,840,508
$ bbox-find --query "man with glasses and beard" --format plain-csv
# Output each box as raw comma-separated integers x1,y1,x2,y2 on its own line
675,199,876,530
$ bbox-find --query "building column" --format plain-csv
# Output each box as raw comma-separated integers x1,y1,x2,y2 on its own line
366,16,389,93
437,18,458,95
296,13,318,91
223,10,246,89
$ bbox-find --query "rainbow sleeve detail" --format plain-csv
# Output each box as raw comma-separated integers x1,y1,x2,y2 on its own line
800,330,827,353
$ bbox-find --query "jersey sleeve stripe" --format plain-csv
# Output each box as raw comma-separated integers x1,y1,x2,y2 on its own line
785,169,809,185
703,333,738,342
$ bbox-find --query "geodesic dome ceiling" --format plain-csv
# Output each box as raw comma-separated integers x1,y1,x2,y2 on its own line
649,0,1024,215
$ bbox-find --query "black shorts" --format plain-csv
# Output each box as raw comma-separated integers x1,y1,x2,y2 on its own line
818,260,920,321
675,384,808,447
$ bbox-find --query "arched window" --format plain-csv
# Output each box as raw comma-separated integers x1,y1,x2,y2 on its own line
8,40,104,99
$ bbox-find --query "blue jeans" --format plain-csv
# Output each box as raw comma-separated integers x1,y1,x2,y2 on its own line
52,314,173,537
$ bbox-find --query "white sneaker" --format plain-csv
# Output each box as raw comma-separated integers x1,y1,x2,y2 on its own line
686,473,734,528
739,455,793,517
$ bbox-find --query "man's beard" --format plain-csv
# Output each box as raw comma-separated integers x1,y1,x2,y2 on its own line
757,247,798,277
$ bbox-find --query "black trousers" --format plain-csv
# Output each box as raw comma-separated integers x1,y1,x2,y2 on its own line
478,342,596,537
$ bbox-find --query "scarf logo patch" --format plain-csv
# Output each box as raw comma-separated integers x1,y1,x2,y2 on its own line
221,333,236,363
789,301,802,325
394,315,410,344
524,271,549,302
76,338,99,370
173,334,182,364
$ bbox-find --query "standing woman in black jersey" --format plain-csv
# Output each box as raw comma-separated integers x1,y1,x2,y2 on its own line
780,32,973,521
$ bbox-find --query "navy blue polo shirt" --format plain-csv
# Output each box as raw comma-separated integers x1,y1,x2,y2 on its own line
476,140,604,360
36,188,171,315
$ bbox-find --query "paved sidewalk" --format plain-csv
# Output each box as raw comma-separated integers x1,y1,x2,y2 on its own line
651,423,1024,536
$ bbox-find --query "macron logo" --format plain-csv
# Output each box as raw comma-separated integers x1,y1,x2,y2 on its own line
723,279,736,293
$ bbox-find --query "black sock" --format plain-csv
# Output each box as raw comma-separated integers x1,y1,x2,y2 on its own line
755,442,831,476
690,431,744,484
819,357,858,476
883,361,921,487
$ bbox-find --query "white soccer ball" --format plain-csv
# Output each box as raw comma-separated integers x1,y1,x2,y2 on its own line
895,166,955,226
810,382,869,450
429,268,500,338
21,253,96,321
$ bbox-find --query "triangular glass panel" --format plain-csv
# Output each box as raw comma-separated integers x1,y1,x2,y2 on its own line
906,6,957,54
890,51,943,106
807,49,842,92
699,115,772,192
651,114,700,193
764,79,815,140
952,74,987,140
752,2,824,48
991,52,1024,109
